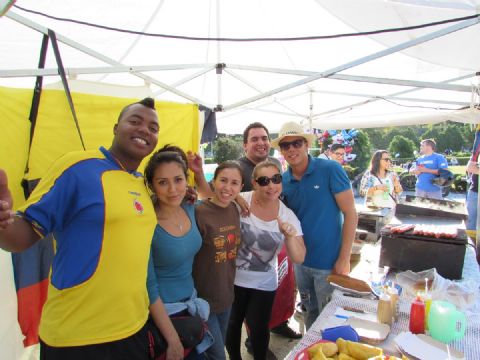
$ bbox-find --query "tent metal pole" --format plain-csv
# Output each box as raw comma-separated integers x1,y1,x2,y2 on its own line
308,91,313,132
153,65,216,96
228,64,473,93
224,17,479,111
6,11,210,106
309,90,469,106
3,64,471,94
220,106,310,119
224,68,262,93
215,0,223,109
223,68,305,117
0,64,212,77
326,74,472,93
315,74,478,117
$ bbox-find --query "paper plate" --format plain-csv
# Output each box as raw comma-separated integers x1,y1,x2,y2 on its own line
294,340,334,360
346,317,390,345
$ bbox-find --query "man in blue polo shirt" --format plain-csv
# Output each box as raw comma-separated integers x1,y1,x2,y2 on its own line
271,122,358,330
410,138,449,199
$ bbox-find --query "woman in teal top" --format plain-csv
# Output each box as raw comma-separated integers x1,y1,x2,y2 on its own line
145,146,207,359
149,202,201,303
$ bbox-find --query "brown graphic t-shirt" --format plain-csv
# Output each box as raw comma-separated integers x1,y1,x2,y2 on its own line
193,200,241,313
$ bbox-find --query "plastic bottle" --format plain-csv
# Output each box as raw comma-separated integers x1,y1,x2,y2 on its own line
388,285,399,322
383,180,390,200
409,295,425,334
423,293,432,330
377,291,393,326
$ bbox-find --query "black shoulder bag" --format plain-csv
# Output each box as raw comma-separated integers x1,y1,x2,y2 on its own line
146,314,207,360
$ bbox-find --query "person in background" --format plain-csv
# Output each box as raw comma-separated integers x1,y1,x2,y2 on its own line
317,145,331,160
271,121,358,330
410,139,448,200
193,161,243,360
466,128,479,242
225,160,305,360
359,150,403,209
145,146,209,360
0,98,182,359
318,143,345,164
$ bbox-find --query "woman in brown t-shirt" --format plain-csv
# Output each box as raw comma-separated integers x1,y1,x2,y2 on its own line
193,161,244,360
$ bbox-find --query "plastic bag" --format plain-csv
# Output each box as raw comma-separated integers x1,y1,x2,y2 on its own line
395,268,478,311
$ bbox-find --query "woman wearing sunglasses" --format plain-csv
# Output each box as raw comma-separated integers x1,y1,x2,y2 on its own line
359,150,403,209
225,160,305,360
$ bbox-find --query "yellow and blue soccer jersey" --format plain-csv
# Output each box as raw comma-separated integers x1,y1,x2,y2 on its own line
17,147,156,347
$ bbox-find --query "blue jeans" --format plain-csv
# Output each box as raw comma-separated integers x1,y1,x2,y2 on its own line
294,264,333,330
415,188,443,200
466,190,478,232
204,308,231,360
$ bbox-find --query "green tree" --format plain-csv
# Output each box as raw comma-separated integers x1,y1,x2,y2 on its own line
420,124,452,152
350,130,373,170
388,135,415,158
386,127,418,147
441,124,464,152
364,126,418,151
212,137,243,163
460,124,475,148
363,128,387,150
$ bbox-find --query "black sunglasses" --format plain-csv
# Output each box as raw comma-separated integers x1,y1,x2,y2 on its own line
382,158,392,162
279,139,305,151
255,174,282,186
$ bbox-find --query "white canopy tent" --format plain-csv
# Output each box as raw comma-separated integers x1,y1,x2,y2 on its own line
0,0,479,134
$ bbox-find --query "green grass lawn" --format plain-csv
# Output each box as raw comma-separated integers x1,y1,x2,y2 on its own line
449,166,467,175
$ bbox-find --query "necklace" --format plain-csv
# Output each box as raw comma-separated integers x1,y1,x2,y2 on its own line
157,207,184,232
174,219,183,232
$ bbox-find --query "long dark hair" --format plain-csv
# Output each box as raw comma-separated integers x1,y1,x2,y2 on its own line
144,144,188,189
369,150,389,176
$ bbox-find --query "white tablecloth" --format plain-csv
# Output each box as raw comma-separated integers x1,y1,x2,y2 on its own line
286,245,480,360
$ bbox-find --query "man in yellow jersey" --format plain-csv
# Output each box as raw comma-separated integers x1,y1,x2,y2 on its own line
0,98,182,360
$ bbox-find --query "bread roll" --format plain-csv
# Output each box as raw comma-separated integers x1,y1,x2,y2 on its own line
327,274,372,293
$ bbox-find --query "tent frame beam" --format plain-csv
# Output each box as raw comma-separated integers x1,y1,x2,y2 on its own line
227,64,474,93
4,11,478,118
1,65,473,94
224,16,479,111
6,11,213,107
315,73,476,118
